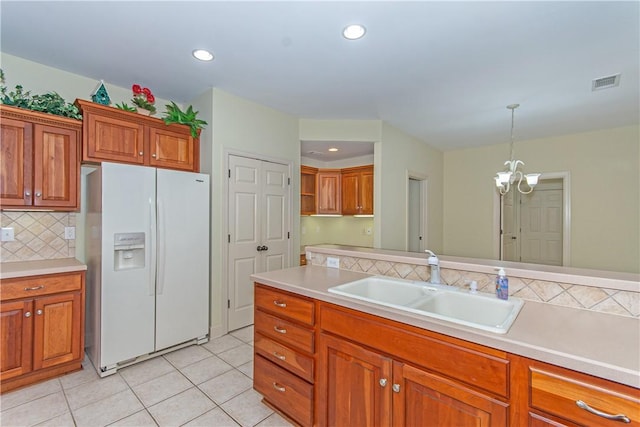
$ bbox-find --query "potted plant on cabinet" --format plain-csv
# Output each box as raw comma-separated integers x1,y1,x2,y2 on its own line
162,102,207,138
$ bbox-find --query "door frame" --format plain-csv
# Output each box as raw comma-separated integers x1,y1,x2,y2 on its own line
493,171,571,266
222,149,293,334
406,170,429,252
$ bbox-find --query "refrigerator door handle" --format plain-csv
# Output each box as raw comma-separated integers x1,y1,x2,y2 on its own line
157,198,166,295
149,197,157,296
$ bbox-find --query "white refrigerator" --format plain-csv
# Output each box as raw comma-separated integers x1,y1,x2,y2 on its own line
85,162,210,376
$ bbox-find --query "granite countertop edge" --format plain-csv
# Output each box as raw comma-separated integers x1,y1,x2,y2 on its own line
1,258,87,279
252,265,640,389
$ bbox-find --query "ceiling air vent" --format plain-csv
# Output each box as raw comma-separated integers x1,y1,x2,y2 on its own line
592,74,621,91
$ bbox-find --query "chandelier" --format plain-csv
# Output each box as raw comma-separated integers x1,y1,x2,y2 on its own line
494,104,540,195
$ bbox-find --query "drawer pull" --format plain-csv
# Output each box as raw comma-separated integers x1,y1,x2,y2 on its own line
273,351,286,360
273,326,287,334
273,300,287,308
36,309,43,315
24,311,32,318
576,400,630,423
24,285,45,291
379,378,387,387
393,384,401,393
272,382,286,393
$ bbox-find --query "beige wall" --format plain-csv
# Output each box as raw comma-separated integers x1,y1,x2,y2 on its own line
379,122,444,252
300,216,374,248
192,88,300,336
444,125,640,273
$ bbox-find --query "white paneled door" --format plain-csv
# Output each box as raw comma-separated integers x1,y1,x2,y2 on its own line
227,155,290,331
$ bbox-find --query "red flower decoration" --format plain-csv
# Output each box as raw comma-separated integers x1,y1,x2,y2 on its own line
146,94,155,103
132,84,142,94
142,87,151,96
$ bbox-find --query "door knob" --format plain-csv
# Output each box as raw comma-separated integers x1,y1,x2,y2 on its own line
256,245,269,252
257,245,263,252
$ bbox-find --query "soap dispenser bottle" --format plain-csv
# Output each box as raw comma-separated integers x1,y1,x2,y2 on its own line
495,267,509,300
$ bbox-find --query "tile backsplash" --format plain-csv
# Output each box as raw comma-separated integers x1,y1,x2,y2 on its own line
0,212,76,262
307,251,640,319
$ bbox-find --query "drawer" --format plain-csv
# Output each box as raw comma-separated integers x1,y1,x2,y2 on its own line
255,310,314,353
255,284,314,326
255,332,314,382
254,355,313,427
1,273,82,301
530,368,640,426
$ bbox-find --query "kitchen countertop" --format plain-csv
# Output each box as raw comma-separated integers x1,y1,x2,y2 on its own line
1,258,87,279
251,265,640,388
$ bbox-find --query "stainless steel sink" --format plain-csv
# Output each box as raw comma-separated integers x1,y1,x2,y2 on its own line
328,276,523,334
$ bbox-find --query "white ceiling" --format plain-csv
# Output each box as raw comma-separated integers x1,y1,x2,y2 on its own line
1,1,638,152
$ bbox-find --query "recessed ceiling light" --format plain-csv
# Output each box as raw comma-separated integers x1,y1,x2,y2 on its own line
342,24,366,40
328,147,339,152
192,49,214,61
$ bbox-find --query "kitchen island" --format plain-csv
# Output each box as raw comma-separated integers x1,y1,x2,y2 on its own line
251,264,639,426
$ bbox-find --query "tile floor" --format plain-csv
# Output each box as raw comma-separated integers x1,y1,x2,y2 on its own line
0,326,294,427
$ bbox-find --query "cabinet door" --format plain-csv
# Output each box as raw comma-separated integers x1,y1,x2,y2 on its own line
33,124,78,209
318,333,392,427
360,167,374,214
148,125,196,171
0,117,33,207
393,361,508,427
317,171,341,214
83,112,145,164
0,300,33,380
341,172,360,215
32,292,82,371
300,166,317,215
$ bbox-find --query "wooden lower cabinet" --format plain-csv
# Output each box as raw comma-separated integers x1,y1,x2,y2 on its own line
0,271,85,393
510,355,640,427
253,283,639,426
317,325,507,426
253,284,315,426
394,362,508,427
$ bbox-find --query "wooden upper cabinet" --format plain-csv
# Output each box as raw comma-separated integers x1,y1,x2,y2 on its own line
342,165,373,215
300,165,318,215
0,106,80,210
76,99,199,172
316,169,341,214
148,124,198,171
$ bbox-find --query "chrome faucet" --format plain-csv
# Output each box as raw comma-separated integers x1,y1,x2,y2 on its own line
424,250,441,284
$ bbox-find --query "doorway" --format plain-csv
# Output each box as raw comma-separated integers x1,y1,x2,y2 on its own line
227,154,291,331
501,178,566,266
407,174,428,253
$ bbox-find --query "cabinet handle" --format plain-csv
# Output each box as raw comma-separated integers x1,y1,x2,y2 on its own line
25,191,31,197
272,382,286,393
139,151,144,156
24,311,32,318
35,192,41,197
24,285,45,291
273,300,287,308
36,309,43,315
576,400,630,423
273,326,287,334
273,352,286,361
152,154,157,158
379,378,387,387
392,384,401,393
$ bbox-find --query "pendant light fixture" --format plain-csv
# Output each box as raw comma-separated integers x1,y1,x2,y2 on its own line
495,104,540,195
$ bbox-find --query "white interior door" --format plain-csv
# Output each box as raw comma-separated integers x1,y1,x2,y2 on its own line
228,155,290,331
502,190,519,261
520,188,563,265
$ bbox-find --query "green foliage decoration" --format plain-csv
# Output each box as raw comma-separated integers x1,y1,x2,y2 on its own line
0,69,81,120
162,102,207,138
115,102,137,112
